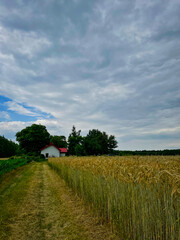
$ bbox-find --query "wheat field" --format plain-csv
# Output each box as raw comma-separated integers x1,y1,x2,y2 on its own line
49,156,180,240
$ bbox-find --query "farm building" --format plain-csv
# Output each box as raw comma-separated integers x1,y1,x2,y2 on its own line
40,143,67,158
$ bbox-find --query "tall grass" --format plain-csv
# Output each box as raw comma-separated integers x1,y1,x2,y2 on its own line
0,155,47,179
0,158,29,178
49,156,180,240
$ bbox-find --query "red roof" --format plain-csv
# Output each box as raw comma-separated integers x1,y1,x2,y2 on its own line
59,148,67,153
40,143,67,153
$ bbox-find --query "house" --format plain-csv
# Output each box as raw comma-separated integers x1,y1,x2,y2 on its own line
40,143,67,158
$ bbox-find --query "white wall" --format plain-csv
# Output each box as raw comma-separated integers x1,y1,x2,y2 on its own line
41,145,60,157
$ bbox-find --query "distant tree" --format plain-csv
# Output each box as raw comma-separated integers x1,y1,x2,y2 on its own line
108,135,118,153
50,135,67,148
67,126,83,155
74,137,87,156
84,129,118,155
84,129,106,155
0,136,18,157
16,124,50,154
67,127,118,156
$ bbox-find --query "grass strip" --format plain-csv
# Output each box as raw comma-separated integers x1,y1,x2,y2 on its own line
0,158,29,179
0,163,36,239
0,155,47,179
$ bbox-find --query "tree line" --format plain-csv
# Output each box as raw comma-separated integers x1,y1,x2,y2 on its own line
114,149,180,156
1,123,180,157
15,124,118,156
67,126,118,156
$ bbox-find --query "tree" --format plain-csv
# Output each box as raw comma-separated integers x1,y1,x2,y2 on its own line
0,136,18,157
74,142,86,156
67,127,118,156
16,124,50,154
84,129,118,155
108,135,118,153
67,126,83,155
50,135,67,148
84,129,107,155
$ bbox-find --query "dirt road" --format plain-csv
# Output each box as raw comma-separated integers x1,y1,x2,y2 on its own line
0,162,119,240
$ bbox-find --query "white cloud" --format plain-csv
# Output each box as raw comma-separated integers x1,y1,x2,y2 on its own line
0,25,51,59
5,101,39,117
97,83,134,100
0,111,10,120
0,52,15,65
0,121,30,140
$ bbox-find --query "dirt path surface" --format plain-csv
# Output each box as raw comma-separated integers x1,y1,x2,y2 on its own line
0,162,120,240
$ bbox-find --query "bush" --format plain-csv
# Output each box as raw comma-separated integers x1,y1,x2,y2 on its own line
40,154,45,159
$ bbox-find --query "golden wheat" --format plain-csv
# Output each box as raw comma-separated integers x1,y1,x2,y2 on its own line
49,156,180,193
48,156,180,239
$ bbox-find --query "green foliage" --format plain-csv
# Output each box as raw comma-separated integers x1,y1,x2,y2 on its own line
16,124,50,154
14,123,118,156
84,129,106,155
107,135,118,153
74,143,86,156
0,158,28,178
84,129,118,155
0,163,35,239
67,126,83,155
50,135,67,148
0,136,18,157
0,155,47,178
114,149,180,156
20,154,47,163
67,126,118,156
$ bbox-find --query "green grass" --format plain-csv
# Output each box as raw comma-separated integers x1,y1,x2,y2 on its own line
0,156,47,179
0,163,36,239
0,158,29,178
49,160,180,240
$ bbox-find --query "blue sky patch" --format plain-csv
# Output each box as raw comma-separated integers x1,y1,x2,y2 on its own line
0,95,53,122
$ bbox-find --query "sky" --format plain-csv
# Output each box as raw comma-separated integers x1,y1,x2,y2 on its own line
0,0,180,150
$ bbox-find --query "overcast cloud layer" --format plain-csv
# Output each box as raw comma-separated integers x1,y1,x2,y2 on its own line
0,0,180,150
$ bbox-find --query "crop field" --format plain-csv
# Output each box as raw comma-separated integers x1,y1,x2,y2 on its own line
49,156,180,240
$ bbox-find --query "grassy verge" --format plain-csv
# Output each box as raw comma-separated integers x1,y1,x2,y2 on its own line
48,156,180,240
0,158,29,179
0,163,36,239
0,156,46,179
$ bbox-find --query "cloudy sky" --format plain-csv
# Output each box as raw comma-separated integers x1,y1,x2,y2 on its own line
0,0,180,150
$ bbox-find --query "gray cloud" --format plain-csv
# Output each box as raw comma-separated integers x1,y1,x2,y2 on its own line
0,0,180,149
